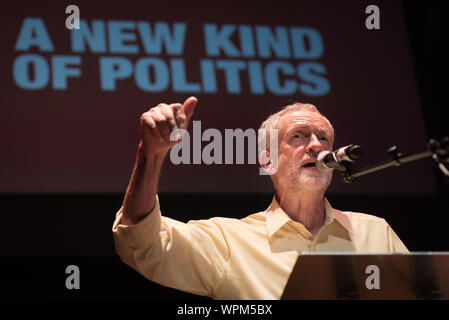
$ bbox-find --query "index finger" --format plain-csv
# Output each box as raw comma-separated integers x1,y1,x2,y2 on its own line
171,103,185,129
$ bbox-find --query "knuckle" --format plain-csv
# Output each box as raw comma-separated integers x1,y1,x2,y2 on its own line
172,103,182,111
145,103,180,129
161,107,174,118
154,117,165,125
141,110,150,119
141,119,154,129
140,113,150,124
149,107,160,115
157,103,169,110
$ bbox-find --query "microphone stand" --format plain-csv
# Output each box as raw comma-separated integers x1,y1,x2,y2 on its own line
338,137,448,299
340,137,449,183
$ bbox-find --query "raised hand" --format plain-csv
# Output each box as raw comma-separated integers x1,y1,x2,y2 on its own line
140,96,198,154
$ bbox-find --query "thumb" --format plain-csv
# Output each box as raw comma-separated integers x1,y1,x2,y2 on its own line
182,96,198,122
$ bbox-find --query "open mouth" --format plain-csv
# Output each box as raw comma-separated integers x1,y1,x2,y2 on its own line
302,162,316,168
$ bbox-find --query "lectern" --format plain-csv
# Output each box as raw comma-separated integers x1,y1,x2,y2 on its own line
281,253,449,300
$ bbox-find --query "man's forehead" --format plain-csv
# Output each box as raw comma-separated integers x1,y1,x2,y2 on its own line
279,110,333,133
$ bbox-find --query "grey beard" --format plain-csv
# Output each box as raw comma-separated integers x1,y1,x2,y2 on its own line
285,166,333,193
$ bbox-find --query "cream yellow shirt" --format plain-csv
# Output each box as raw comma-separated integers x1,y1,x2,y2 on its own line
112,195,408,300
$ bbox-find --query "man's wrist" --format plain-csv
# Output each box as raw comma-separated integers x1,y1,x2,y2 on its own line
137,141,169,160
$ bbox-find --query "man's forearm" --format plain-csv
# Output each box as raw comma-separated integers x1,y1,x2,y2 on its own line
119,97,197,225
121,143,167,225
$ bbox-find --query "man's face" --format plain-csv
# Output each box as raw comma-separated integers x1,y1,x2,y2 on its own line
273,110,334,193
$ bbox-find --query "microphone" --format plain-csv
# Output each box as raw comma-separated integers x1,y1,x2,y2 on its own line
316,145,363,172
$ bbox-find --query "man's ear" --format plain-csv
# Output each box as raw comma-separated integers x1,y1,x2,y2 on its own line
259,150,278,175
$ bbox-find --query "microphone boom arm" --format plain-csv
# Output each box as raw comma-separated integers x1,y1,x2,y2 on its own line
340,138,449,183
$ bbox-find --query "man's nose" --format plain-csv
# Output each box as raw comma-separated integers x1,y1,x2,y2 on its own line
305,133,324,154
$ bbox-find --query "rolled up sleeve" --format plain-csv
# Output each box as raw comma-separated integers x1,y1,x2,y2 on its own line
112,196,231,297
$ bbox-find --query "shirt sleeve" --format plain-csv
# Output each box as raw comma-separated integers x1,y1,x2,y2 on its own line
386,224,409,253
112,195,231,297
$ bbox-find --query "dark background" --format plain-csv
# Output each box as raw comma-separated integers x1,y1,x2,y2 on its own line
1,0,448,300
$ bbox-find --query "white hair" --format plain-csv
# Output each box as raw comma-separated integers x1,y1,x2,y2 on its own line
258,102,334,151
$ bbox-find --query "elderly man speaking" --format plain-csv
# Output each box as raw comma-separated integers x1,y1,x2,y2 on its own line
112,97,408,299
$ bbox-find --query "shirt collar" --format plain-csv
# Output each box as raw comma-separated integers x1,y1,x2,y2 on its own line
265,195,352,239
265,196,291,239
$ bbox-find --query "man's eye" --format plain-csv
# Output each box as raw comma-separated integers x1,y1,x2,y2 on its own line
293,133,304,138
320,136,328,141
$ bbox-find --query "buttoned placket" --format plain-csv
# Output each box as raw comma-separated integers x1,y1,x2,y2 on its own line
288,218,334,252
285,221,315,252
310,224,329,251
